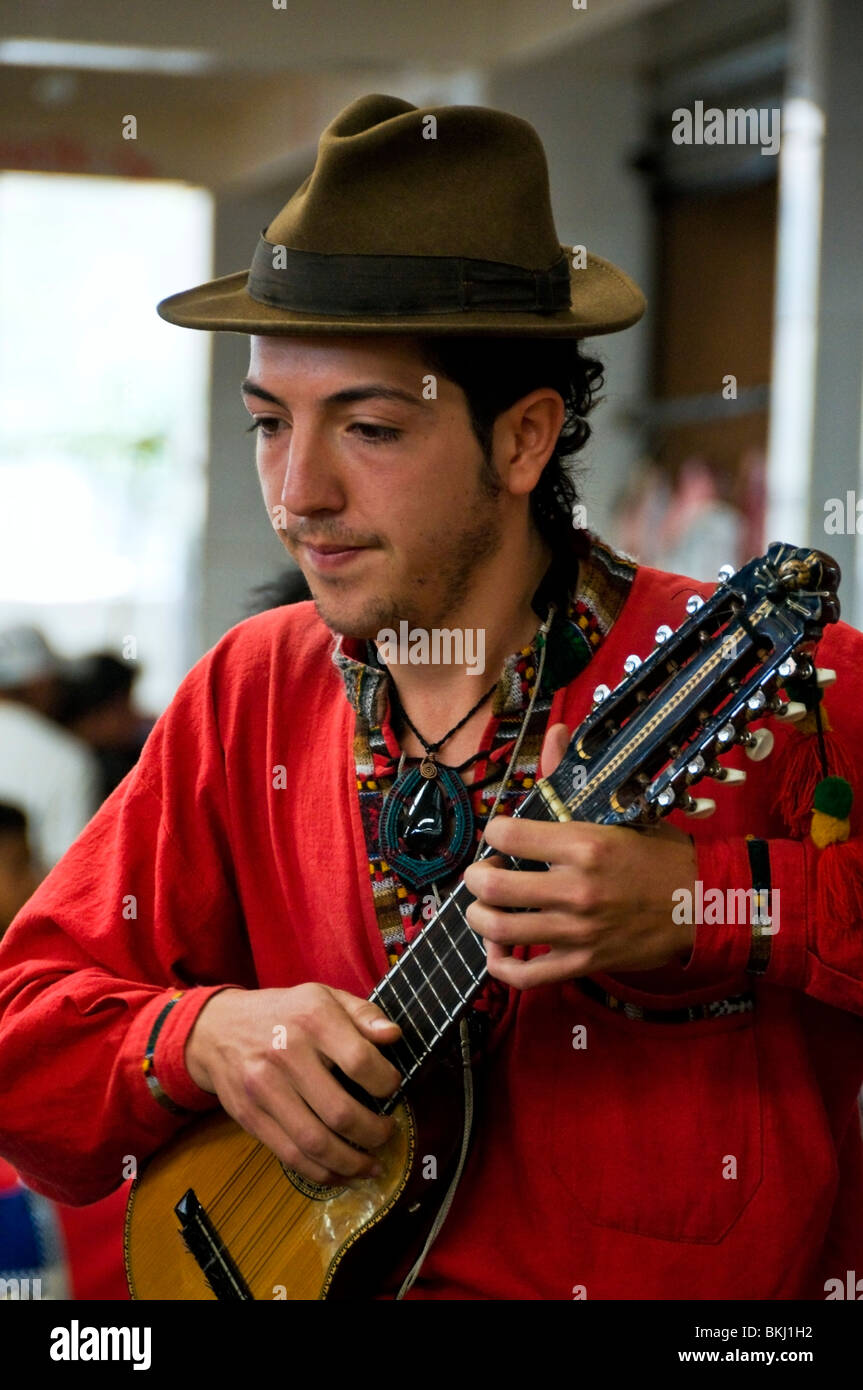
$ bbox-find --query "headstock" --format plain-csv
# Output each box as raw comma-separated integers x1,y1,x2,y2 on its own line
531,543,841,828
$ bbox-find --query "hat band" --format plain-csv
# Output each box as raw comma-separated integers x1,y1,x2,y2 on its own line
247,237,572,317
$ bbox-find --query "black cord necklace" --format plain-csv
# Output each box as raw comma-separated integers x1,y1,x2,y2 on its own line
377,676,499,889
391,674,500,777
377,602,556,890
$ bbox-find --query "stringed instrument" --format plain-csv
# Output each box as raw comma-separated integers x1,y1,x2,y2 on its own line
126,542,841,1299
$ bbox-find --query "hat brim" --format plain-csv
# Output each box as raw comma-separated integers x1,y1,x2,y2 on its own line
156,248,645,338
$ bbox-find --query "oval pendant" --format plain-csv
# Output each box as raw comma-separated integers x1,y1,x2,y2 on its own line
379,762,475,889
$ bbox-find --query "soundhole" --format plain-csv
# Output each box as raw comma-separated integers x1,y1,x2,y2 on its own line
280,1163,347,1200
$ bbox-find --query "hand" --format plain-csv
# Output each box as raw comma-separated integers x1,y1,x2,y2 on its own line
462,722,697,989
185,984,403,1186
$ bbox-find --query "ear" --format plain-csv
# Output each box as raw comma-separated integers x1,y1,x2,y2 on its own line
495,389,566,497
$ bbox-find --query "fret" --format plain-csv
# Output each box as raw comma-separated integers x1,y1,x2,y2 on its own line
396,949,449,1040
371,978,427,1067
409,923,463,1017
403,934,459,1022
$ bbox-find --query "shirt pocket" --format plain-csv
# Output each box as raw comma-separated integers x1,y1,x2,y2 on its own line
544,979,764,1244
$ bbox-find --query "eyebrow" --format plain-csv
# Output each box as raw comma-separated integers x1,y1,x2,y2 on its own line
240,379,433,411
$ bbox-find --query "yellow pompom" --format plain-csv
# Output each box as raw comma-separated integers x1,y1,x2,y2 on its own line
810,809,851,848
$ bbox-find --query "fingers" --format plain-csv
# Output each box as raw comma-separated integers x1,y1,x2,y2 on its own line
479,813,612,867
326,989,403,1098
485,942,591,990
468,901,589,947
233,1089,383,1188
465,860,593,914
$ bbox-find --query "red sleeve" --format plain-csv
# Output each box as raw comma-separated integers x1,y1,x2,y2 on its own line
681,619,863,1015
0,649,257,1205
685,831,863,1014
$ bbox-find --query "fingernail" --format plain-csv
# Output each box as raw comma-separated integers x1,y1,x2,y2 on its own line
370,1018,394,1031
369,1162,384,1178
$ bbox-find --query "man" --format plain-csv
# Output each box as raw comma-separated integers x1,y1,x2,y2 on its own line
0,93,861,1301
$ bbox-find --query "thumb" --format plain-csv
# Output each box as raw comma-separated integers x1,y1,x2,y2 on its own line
540,721,571,778
333,988,402,1038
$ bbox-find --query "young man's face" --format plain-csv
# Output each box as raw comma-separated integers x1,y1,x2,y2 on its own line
242,334,505,638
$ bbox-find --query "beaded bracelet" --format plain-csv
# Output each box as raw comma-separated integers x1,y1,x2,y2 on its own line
745,838,773,975
141,991,187,1113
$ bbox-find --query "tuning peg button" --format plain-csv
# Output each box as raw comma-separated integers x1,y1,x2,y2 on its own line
816,668,837,687
776,700,808,721
716,767,747,785
744,728,774,761
685,797,717,818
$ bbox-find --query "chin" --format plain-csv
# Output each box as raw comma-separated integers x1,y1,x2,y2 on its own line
310,594,390,641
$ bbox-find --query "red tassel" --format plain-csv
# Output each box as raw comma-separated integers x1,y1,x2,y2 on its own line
777,725,856,840
816,840,863,926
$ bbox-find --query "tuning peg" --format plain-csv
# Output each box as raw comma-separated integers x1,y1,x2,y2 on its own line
775,700,808,721
686,595,705,615
778,657,797,678
716,721,737,746
656,788,676,808
623,654,642,675
714,766,747,785
816,668,836,687
743,728,774,761
592,684,611,705
686,754,706,778
655,624,673,644
684,797,716,818
717,564,735,582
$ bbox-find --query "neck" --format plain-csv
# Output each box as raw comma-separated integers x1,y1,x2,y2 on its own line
380,526,554,753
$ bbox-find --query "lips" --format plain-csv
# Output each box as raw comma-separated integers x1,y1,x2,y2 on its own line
305,543,362,554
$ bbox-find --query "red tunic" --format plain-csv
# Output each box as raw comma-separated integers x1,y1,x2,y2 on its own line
0,559,862,1299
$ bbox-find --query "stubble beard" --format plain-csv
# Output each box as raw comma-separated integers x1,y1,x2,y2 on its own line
311,468,505,639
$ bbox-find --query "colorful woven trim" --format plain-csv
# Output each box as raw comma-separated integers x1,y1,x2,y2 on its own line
575,973,755,1022
142,991,186,1114
331,533,637,1019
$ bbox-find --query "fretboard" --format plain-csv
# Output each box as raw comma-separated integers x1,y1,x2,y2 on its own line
369,784,554,1113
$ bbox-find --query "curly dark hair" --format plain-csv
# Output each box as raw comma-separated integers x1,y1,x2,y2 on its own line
413,336,605,553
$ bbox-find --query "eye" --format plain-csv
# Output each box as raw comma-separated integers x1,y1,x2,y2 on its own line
246,417,284,438
349,422,402,443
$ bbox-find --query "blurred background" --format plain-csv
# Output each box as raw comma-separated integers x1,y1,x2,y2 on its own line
0,0,861,1300
2,0,861,712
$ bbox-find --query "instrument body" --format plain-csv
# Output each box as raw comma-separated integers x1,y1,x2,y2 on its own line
126,544,841,1299
126,1060,463,1300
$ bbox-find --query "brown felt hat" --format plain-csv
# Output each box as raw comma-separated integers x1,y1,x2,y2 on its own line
157,92,646,338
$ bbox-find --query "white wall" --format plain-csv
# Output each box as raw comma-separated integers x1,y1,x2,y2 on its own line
487,27,653,541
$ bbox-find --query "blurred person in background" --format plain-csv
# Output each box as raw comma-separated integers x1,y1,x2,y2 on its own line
0,626,100,871
57,653,156,801
245,564,312,616
0,804,40,935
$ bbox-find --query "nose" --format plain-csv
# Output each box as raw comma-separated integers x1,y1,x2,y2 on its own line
262,419,346,519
